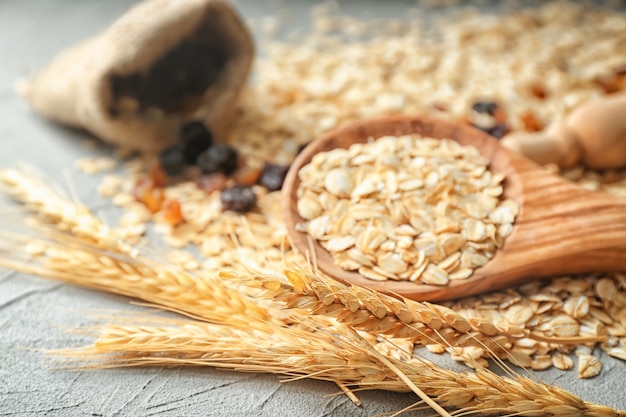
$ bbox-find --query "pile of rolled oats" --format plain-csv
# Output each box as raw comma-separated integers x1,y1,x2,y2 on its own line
295,134,518,285
89,1,626,376
235,1,626,164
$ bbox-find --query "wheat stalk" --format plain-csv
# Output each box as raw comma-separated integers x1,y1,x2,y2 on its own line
0,233,276,327
55,315,624,417
2,168,624,415
0,167,134,254
0,226,607,374
243,268,606,365
1,209,624,415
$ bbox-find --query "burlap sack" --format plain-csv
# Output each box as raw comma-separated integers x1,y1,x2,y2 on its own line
19,0,254,152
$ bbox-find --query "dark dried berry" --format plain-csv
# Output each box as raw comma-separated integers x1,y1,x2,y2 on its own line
488,124,508,139
197,144,238,175
259,163,290,191
473,123,508,139
158,145,187,177
220,185,257,213
471,101,499,116
179,121,213,164
109,38,229,115
196,173,228,194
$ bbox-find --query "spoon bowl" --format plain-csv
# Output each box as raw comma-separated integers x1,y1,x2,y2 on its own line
282,116,626,301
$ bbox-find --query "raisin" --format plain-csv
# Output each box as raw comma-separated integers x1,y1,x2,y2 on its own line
259,162,290,191
529,83,548,100
133,177,165,213
520,110,543,132
220,185,257,213
471,101,499,116
159,145,187,177
147,164,168,188
486,123,508,139
473,123,508,139
196,173,228,194
197,144,238,175
163,199,185,226
234,166,263,186
179,121,213,164
109,33,229,115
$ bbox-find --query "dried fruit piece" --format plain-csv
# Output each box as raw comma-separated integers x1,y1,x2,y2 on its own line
474,123,508,139
259,162,290,191
163,199,185,226
133,177,165,213
179,120,213,164
529,83,548,100
471,101,499,115
147,164,168,187
485,123,508,139
220,185,256,212
469,100,509,139
158,145,187,177
197,144,238,175
109,36,229,115
196,173,228,194
520,110,543,132
234,166,263,186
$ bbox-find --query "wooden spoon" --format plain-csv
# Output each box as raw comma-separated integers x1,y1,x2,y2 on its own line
282,115,626,301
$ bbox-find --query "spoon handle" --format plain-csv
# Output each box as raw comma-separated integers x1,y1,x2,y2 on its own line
471,152,626,293
419,160,626,300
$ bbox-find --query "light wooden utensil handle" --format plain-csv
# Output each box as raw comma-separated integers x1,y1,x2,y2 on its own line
502,92,626,169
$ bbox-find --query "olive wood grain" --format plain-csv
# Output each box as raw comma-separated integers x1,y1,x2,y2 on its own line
282,115,626,301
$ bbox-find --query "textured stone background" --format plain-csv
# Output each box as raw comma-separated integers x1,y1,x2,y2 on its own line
1,1,624,416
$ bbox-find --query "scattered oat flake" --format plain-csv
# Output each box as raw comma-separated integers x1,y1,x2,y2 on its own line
607,347,626,362
552,352,574,371
75,156,116,174
577,354,602,379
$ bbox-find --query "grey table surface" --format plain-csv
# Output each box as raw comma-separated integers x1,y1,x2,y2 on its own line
1,1,625,416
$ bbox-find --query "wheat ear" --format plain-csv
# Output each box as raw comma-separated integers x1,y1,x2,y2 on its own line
57,316,625,417
245,268,604,355
0,167,134,254
0,234,276,327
